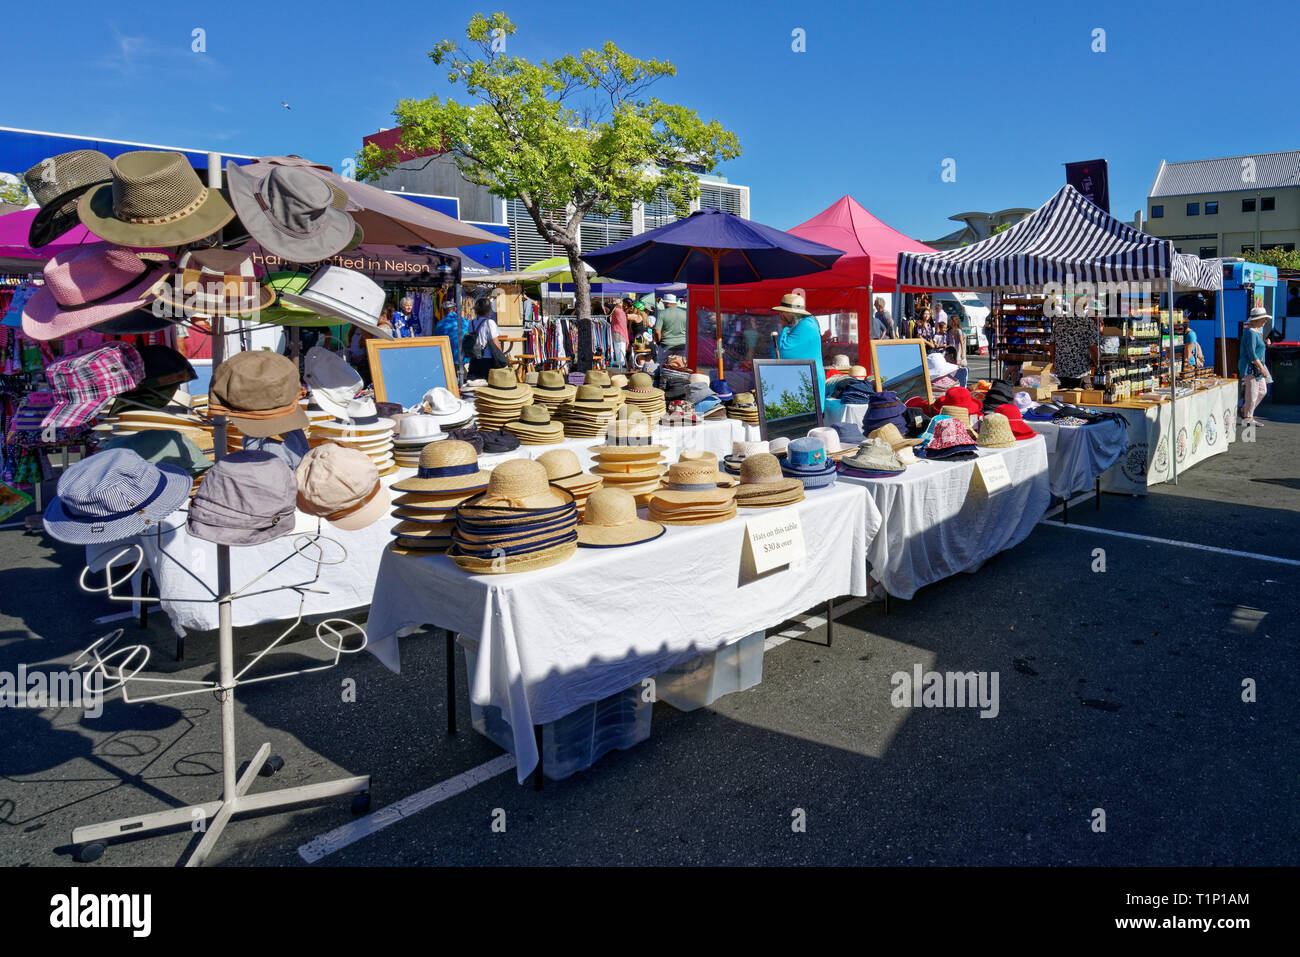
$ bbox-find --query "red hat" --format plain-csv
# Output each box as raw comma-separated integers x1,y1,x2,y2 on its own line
904,395,930,409
994,403,1038,440
929,386,980,417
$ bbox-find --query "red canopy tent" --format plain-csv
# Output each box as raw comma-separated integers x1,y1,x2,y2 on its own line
686,196,935,371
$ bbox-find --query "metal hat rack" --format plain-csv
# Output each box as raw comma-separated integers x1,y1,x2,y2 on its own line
68,154,371,867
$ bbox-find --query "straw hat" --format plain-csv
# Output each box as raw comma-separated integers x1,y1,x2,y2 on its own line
772,292,812,316
449,460,579,573
531,369,576,404
504,404,565,445
475,458,569,510
652,460,738,507
677,449,737,487
536,448,602,515
831,354,851,371
391,439,490,493
868,422,922,451
584,369,612,387
576,487,665,547
939,405,979,438
976,412,1017,449
733,452,805,505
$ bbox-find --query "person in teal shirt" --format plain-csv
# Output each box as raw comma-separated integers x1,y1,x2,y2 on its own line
773,292,827,393
1238,308,1271,426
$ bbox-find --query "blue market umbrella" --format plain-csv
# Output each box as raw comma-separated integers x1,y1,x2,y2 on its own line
582,208,844,377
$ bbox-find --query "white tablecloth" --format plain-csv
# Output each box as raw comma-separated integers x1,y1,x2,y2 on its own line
364,483,876,782
1026,418,1129,499
838,438,1051,600
1099,381,1237,494
82,419,747,635
824,400,873,428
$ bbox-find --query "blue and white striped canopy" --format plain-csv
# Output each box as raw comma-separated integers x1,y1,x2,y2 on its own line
898,185,1175,291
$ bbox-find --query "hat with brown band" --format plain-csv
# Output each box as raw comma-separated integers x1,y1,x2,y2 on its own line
209,351,311,438
295,443,390,531
78,150,236,247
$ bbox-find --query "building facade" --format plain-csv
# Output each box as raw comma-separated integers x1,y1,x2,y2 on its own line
1145,150,1300,258
923,208,1034,250
362,128,750,270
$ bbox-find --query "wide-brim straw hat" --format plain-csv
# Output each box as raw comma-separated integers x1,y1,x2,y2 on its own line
733,452,805,500
577,487,665,547
868,423,922,451
589,442,666,460
391,439,490,493
676,450,738,487
647,501,738,526
78,150,236,247
475,368,533,401
470,458,569,510
772,292,812,316
537,449,601,493
977,412,1017,449
449,539,578,574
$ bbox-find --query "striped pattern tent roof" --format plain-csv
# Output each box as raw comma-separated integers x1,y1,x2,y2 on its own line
898,185,1174,291
1170,253,1223,291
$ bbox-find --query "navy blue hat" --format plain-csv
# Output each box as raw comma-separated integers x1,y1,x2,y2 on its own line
710,377,734,401
860,390,907,435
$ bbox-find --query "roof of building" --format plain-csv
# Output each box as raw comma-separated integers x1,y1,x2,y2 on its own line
1150,150,1300,198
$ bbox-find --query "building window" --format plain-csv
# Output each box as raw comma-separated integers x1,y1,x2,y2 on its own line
1261,197,1275,211
1198,246,1218,258
1150,205,1163,218
1261,242,1295,252
1242,199,1256,212
1241,245,1255,255
1205,201,1218,215
1186,203,1199,216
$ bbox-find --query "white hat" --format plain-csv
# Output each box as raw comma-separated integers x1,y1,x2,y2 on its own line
305,346,362,420
280,265,392,338
421,386,472,423
394,414,444,445
659,293,679,306
926,351,961,379
831,354,851,370
730,440,770,458
807,426,854,454
1246,306,1272,325
768,436,790,456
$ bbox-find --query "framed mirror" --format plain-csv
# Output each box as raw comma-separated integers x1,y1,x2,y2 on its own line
869,338,933,405
752,358,823,442
366,335,458,408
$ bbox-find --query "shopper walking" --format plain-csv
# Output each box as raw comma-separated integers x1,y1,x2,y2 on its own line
610,297,631,369
873,296,896,339
1239,307,1272,428
654,293,688,362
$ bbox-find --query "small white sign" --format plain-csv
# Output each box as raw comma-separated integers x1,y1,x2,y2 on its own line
973,455,1013,495
744,509,806,575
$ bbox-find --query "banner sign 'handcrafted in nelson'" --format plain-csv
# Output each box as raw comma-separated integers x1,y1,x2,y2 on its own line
1064,159,1110,214
239,243,461,283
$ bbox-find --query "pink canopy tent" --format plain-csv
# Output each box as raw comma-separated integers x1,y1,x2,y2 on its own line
0,208,100,266
685,196,935,369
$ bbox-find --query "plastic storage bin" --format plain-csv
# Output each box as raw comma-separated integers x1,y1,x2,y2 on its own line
653,631,765,712
458,636,653,780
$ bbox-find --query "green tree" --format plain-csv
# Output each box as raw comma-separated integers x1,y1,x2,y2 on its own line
358,11,741,321
0,176,28,207
1245,247,1300,271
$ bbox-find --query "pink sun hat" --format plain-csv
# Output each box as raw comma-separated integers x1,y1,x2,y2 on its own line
22,242,169,342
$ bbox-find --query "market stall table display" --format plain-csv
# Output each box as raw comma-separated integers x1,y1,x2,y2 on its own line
364,481,878,782
838,437,1051,600
1024,417,1129,501
1098,380,1238,495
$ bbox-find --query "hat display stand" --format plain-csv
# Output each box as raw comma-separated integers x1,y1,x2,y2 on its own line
63,159,371,867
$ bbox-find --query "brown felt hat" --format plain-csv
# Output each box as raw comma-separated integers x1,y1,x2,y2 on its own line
209,351,310,438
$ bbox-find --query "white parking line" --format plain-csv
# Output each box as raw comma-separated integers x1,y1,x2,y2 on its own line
297,753,516,863
1039,520,1300,567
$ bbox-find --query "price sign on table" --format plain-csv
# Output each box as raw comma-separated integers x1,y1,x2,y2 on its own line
743,509,806,575
971,455,1013,496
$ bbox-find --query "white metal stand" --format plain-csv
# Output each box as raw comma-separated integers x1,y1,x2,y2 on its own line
69,153,370,867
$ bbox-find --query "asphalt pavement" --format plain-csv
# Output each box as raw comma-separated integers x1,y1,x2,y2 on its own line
2,373,1296,867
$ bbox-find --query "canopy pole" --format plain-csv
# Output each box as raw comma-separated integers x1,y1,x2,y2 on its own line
1169,275,1178,485
866,281,874,368
1217,283,1227,377
713,252,724,380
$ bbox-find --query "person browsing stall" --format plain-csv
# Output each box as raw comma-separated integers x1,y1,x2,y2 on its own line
392,296,420,338
467,297,504,378
434,300,466,372
654,293,689,361
610,297,631,369
773,292,827,389
1238,307,1272,427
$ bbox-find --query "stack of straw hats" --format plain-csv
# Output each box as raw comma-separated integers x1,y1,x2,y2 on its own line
584,369,625,410
473,368,533,430
732,452,806,508
621,372,666,422
450,458,579,574
309,399,397,476
557,384,618,437
387,440,491,554
676,449,737,487
647,459,737,525
536,448,602,516
99,407,215,455
726,392,760,425
528,370,576,416
504,404,565,445
587,424,667,505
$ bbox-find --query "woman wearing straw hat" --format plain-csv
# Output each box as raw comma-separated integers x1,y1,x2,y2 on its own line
1239,306,1273,428
773,292,827,393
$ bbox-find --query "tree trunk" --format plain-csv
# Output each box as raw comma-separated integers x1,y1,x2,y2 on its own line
564,243,591,322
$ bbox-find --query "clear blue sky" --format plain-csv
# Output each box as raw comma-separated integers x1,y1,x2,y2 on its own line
7,0,1296,241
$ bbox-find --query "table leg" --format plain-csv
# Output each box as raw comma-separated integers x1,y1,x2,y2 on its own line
1062,497,1069,524
884,592,890,616
533,726,544,792
139,570,151,630
445,630,456,736
1095,478,1101,510
825,597,834,648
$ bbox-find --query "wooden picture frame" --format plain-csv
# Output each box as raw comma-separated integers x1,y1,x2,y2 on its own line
366,335,459,408
869,338,934,406
752,358,823,442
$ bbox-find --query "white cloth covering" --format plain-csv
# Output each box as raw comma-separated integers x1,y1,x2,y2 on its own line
1098,380,1236,494
839,438,1051,600
364,483,877,782
1026,418,1128,499
83,420,747,635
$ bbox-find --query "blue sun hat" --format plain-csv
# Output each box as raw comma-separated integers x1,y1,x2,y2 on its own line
43,447,192,544
780,435,837,489
710,377,734,402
